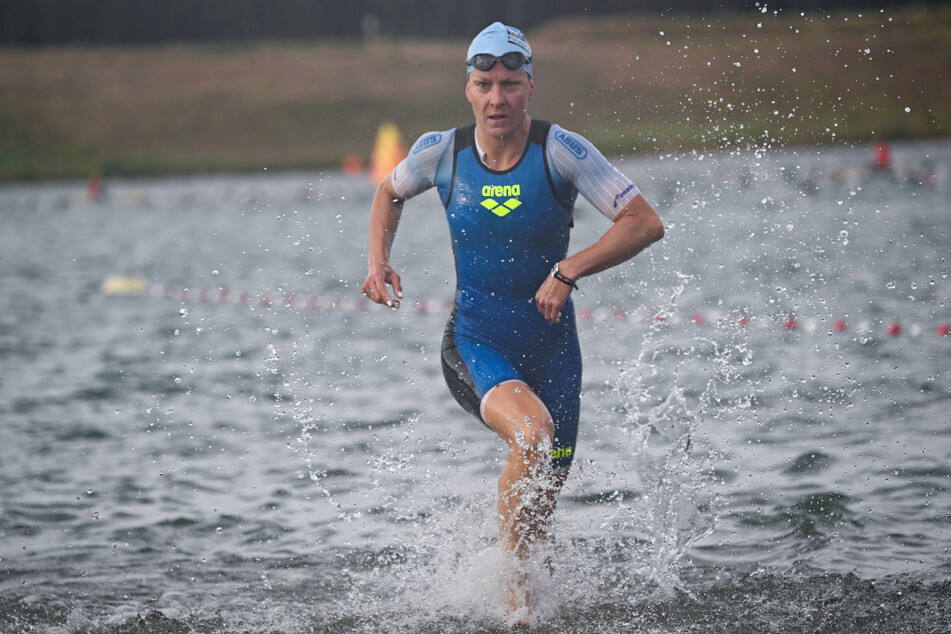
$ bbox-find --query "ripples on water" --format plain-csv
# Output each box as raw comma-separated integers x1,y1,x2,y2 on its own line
1,141,950,632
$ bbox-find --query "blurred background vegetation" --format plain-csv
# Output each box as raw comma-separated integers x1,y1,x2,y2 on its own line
1,1,948,181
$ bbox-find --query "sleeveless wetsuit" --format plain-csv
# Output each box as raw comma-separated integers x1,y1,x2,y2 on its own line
437,121,581,469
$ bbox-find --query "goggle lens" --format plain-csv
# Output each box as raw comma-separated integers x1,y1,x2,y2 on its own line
467,52,531,72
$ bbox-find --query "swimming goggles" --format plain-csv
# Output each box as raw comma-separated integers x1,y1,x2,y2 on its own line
466,51,532,72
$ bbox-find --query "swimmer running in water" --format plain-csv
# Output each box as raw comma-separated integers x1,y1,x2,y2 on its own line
362,22,664,625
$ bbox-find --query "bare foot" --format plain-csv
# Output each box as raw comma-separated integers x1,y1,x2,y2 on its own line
506,608,531,629
505,570,531,628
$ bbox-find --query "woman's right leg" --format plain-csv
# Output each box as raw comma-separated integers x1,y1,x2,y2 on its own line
480,380,569,624
481,379,560,555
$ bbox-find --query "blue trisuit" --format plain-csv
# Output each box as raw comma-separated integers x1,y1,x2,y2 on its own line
391,119,642,469
437,121,580,469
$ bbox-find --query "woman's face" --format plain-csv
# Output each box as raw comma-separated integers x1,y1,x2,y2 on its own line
465,65,534,140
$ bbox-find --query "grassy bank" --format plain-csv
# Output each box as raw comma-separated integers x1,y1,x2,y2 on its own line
1,6,949,181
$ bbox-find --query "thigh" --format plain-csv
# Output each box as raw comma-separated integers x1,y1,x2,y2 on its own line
442,314,581,469
520,326,582,468
481,379,555,451
441,323,523,425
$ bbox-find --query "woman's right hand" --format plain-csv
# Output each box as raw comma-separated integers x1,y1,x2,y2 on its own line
362,262,402,309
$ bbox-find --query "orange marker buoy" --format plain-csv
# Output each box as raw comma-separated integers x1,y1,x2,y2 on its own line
88,172,104,201
342,154,365,176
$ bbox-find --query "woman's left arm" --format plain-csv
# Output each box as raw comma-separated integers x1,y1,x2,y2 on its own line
534,194,664,323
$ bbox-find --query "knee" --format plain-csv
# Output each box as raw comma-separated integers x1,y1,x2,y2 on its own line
517,416,554,453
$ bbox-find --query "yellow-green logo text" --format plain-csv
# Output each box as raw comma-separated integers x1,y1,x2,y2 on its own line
480,184,522,217
551,446,573,460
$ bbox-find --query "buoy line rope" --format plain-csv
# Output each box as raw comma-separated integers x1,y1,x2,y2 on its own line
102,276,950,339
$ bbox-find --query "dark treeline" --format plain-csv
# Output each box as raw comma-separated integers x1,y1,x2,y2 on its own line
1,0,944,46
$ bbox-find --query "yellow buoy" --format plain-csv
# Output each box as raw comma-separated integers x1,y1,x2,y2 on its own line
101,274,147,295
369,121,408,185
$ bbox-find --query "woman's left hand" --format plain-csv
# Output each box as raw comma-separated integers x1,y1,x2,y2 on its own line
535,275,573,324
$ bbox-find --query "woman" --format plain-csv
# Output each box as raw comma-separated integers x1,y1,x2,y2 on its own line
362,22,664,623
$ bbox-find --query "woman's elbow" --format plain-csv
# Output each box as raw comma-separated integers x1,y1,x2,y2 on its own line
629,196,664,244
646,212,665,244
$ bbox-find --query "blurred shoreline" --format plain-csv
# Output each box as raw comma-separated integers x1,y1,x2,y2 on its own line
1,6,948,182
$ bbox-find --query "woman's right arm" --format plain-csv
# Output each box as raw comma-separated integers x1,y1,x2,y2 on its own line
361,128,452,308
362,177,406,309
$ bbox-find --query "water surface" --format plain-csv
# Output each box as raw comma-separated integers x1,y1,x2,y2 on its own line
1,141,950,632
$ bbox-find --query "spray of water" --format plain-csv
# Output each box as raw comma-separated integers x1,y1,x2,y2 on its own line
271,272,758,630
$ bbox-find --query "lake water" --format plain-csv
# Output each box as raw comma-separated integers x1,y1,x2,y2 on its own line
1,140,949,633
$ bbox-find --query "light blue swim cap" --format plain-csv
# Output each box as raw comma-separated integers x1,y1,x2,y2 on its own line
466,22,533,78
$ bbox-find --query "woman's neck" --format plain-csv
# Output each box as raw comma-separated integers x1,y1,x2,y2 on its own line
475,117,531,171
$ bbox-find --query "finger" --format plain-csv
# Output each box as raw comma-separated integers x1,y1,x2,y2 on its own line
362,276,382,300
364,279,395,307
389,271,403,299
538,294,560,322
376,278,398,308
547,296,565,323
537,298,554,322
362,281,379,302
379,289,399,308
381,271,400,307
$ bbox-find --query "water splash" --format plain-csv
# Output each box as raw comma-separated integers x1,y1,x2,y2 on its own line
269,266,747,629
641,388,715,587
592,273,738,592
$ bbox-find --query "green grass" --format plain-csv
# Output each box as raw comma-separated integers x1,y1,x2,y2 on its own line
1,6,948,181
